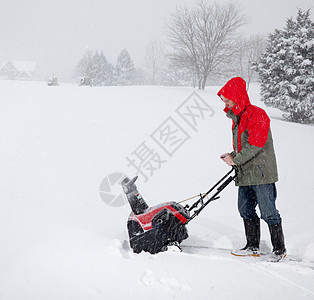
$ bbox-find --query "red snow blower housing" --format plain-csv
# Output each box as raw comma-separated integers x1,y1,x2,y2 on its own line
122,167,237,254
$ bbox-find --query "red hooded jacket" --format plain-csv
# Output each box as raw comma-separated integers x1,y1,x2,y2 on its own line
217,77,270,152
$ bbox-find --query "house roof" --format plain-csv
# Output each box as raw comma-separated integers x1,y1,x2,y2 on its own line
8,61,38,72
0,60,39,80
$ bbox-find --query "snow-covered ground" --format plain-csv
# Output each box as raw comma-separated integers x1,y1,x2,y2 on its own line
0,80,313,299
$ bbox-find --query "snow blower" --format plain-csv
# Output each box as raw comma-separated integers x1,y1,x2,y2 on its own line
122,166,238,254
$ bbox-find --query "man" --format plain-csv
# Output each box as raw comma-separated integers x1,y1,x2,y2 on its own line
217,77,286,260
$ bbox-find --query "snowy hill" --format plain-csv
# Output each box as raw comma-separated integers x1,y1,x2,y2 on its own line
0,80,314,299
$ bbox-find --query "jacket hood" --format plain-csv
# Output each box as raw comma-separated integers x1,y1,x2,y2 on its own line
217,77,251,115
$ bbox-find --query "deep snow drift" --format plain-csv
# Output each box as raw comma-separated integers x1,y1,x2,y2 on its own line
0,80,313,299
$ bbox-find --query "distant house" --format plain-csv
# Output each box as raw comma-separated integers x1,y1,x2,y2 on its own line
0,61,39,81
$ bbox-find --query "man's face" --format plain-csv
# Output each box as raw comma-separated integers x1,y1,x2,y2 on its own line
220,95,235,109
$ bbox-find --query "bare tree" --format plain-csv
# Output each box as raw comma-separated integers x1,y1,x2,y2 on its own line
209,34,266,88
232,35,266,89
246,35,267,87
167,1,247,89
144,40,166,85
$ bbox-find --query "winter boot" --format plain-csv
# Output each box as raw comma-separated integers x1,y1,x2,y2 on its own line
232,218,260,257
268,222,287,261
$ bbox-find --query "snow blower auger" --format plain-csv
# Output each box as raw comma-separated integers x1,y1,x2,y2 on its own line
122,166,238,254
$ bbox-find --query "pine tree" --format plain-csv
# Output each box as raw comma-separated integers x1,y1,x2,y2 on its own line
76,50,115,86
94,51,114,86
90,51,102,86
255,9,314,123
114,49,135,86
75,50,94,79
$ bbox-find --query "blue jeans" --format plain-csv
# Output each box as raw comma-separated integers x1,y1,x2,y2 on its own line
238,183,282,226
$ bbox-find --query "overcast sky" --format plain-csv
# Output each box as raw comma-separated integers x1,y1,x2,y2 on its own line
0,0,312,81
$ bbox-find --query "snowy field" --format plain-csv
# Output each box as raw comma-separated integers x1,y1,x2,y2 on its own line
0,80,314,299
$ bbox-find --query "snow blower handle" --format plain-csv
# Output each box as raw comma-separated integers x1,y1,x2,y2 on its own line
217,166,238,191
186,166,238,224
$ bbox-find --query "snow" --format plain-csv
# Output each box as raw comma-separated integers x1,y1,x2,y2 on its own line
301,59,312,66
0,80,314,299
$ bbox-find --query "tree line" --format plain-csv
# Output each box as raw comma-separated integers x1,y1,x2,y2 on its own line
76,49,136,86
75,46,196,87
74,2,313,123
75,2,267,89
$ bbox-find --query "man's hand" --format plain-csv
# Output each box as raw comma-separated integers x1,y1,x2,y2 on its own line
220,153,236,166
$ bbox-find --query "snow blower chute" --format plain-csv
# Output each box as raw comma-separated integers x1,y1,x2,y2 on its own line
122,166,238,254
